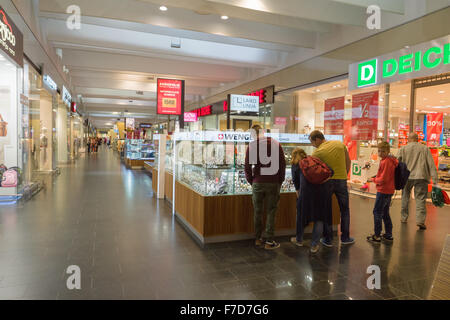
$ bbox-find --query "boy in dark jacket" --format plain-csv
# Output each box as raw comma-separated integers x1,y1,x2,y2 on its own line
367,142,398,243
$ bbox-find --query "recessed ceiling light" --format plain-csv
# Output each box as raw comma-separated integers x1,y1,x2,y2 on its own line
392,101,397,103
439,91,445,94
401,94,407,97
221,15,229,20
160,6,168,11
423,98,428,100
315,89,320,92
440,100,445,103
403,108,407,111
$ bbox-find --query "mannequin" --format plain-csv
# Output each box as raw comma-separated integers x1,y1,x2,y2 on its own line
40,126,48,170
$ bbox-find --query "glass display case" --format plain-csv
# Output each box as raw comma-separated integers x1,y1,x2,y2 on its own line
125,139,155,160
164,137,174,173
174,138,316,196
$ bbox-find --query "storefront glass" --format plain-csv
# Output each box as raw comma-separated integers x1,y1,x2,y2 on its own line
274,68,450,195
0,54,23,195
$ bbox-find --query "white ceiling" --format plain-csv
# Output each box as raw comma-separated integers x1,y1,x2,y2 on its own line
34,0,450,130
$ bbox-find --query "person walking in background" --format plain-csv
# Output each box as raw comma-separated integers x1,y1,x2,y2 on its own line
87,139,91,153
399,133,439,230
309,130,355,247
366,142,398,243
245,124,286,250
290,148,332,253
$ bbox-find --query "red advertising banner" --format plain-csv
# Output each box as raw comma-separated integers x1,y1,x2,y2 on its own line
426,113,443,147
324,97,345,135
351,91,379,141
157,78,184,115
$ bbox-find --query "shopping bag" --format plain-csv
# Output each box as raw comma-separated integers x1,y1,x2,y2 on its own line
431,186,445,208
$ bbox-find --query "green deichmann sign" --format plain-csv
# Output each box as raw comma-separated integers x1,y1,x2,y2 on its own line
349,35,450,90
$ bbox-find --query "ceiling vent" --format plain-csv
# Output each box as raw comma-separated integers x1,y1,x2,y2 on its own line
171,38,181,49
136,91,144,95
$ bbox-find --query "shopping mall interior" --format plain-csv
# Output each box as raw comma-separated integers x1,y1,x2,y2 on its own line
0,0,449,303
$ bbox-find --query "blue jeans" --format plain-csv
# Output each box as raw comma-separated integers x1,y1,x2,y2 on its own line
373,192,393,237
311,221,324,247
323,180,350,242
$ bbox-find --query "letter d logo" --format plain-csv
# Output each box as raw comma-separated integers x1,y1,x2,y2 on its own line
358,59,377,87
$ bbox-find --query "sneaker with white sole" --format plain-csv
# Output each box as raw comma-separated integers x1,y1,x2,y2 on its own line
341,237,355,245
264,240,281,250
310,244,320,253
290,237,303,247
320,238,333,248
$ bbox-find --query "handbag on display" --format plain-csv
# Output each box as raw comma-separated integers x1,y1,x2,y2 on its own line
1,169,17,188
0,114,7,137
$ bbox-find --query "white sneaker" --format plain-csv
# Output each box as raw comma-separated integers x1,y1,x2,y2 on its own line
290,237,303,247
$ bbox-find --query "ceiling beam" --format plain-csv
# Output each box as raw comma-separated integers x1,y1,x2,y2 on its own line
61,48,246,82
205,0,368,26
136,0,332,33
39,0,317,48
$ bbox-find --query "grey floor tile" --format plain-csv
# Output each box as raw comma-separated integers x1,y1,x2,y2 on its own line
2,148,448,301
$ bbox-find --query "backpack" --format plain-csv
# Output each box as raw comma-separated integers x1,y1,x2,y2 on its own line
1,169,17,188
394,161,410,190
300,156,333,184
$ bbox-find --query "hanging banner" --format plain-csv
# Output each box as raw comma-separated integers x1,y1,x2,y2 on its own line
157,78,184,115
184,112,198,122
0,6,23,67
351,91,379,141
426,113,443,147
324,97,345,135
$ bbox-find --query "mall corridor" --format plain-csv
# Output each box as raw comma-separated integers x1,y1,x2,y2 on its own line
0,147,447,300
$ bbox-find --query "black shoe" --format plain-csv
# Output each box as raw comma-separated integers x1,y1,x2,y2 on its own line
264,241,280,250
417,224,427,230
381,234,394,242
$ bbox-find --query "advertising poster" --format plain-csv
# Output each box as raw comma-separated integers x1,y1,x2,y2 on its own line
351,91,379,141
184,112,197,122
324,97,344,135
157,78,184,115
426,113,443,147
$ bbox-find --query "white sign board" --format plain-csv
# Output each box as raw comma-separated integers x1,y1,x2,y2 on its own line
62,86,71,107
230,95,259,112
43,75,57,91
174,131,343,143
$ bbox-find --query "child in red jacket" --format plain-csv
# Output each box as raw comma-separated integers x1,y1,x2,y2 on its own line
366,142,398,243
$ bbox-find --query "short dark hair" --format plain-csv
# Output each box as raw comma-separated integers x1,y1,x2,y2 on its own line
251,124,262,136
309,130,325,142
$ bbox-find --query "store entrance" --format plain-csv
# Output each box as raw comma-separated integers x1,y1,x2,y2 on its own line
413,74,450,191
233,119,252,131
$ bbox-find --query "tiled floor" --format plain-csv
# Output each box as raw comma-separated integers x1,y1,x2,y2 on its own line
0,146,448,300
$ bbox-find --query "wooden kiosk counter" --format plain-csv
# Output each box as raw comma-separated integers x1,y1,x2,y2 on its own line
150,166,340,246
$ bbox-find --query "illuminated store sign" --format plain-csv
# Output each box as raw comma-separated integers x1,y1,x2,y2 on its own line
230,95,259,112
62,86,72,107
184,112,198,122
43,75,57,91
157,78,184,115
0,6,23,67
349,35,450,90
174,131,343,143
192,105,212,117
